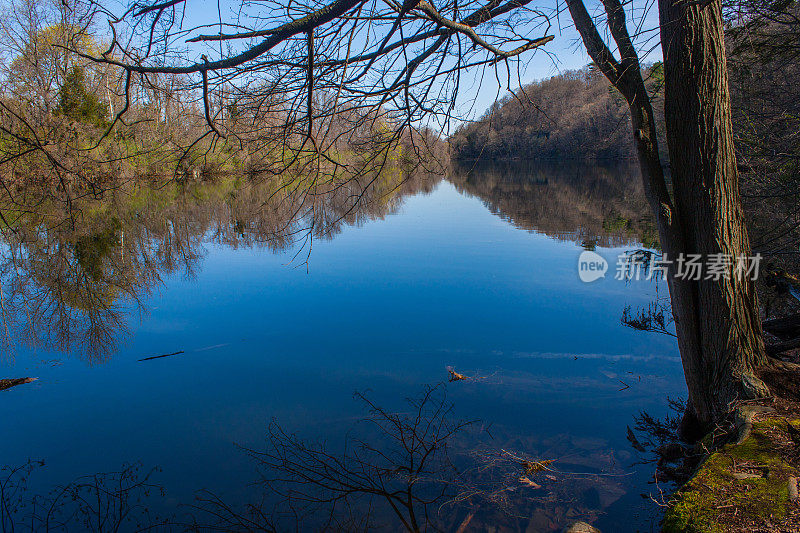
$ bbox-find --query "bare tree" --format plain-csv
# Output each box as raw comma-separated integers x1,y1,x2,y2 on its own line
69,0,553,175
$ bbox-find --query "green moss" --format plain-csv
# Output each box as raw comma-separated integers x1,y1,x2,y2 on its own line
663,419,796,532
663,482,722,533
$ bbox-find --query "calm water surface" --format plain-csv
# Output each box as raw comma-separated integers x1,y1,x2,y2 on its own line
1,162,684,531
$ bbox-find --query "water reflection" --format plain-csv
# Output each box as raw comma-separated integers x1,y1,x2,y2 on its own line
0,171,439,362
449,160,658,249
1,161,653,363
191,382,638,531
0,161,679,531
1,383,634,532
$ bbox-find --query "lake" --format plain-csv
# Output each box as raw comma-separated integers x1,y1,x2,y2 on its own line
0,161,685,531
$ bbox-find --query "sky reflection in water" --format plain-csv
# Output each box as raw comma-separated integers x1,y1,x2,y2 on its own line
1,162,684,531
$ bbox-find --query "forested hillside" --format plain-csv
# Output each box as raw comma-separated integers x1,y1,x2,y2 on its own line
449,65,664,160
451,25,798,169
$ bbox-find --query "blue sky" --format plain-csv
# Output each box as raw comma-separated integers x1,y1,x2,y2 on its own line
150,0,662,124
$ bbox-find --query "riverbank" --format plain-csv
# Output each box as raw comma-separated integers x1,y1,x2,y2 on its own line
663,364,800,532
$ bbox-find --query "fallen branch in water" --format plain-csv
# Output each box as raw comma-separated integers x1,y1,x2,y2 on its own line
138,351,184,362
0,377,37,391
500,449,556,474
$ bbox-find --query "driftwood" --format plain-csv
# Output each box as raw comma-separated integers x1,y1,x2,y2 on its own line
0,377,37,391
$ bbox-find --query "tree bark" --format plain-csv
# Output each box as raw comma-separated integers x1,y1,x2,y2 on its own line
568,0,769,436
659,0,769,430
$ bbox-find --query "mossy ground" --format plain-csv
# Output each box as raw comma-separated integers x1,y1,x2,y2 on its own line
664,389,800,533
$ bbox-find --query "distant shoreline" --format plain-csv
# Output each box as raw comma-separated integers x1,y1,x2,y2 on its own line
450,155,639,163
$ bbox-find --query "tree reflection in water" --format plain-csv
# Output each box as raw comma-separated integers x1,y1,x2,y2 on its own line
0,161,664,530
195,380,632,530
0,461,167,532
1,161,653,364
449,159,658,249
2,383,632,532
0,169,440,363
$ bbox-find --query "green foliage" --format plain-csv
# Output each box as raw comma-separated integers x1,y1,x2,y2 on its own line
600,211,660,249
57,66,109,128
648,62,664,85
646,62,665,99
639,223,660,250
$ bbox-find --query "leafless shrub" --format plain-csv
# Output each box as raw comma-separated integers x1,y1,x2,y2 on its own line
0,461,168,532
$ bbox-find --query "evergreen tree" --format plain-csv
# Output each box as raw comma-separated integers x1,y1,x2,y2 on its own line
57,66,109,128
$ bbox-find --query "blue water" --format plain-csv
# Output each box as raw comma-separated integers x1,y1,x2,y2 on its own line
1,174,684,531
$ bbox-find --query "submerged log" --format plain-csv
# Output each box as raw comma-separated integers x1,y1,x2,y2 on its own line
138,350,184,362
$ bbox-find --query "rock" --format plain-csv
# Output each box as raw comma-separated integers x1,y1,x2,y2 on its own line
526,509,554,532
563,521,600,533
789,477,798,501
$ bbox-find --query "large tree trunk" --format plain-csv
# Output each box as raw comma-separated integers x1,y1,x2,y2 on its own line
659,0,769,433
568,0,769,437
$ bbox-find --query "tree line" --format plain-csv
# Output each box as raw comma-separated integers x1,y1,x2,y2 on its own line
0,0,442,224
